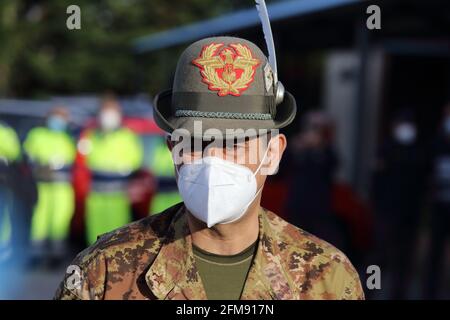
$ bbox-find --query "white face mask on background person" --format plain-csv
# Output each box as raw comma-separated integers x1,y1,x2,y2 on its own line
175,144,272,228
99,110,121,131
393,123,416,145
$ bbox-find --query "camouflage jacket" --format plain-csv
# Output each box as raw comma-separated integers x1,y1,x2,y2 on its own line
55,203,364,300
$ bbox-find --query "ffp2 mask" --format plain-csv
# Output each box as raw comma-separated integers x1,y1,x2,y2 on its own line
176,147,269,228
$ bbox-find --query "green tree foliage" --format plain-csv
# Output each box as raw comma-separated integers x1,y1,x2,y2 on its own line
0,0,280,98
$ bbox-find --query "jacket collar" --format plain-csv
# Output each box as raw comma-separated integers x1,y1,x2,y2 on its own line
145,205,296,300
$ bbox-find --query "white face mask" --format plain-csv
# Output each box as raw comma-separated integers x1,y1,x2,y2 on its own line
176,147,271,228
99,110,121,131
393,123,416,145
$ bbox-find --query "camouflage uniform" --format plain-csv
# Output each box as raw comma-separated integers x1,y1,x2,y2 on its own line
55,203,364,300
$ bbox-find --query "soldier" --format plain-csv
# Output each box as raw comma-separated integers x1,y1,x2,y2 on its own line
55,35,364,300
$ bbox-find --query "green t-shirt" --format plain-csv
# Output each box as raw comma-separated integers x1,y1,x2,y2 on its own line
193,240,258,300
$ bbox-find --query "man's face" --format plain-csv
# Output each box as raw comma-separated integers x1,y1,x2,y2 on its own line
168,133,287,189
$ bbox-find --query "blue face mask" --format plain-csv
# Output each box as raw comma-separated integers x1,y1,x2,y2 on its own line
47,116,67,132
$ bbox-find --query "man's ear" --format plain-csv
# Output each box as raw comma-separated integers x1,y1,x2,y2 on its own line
263,134,287,175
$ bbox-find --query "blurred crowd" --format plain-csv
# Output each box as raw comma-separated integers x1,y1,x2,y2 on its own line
262,104,450,299
1,98,450,299
0,95,180,270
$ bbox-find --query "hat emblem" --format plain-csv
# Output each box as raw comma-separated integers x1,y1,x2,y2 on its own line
192,43,260,97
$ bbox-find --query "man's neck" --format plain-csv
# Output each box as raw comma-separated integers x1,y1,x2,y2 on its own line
187,198,261,256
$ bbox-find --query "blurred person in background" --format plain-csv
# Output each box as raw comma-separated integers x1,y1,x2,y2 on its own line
426,102,450,299
24,107,76,266
80,95,143,245
372,110,426,299
286,111,343,248
148,136,181,215
0,122,21,260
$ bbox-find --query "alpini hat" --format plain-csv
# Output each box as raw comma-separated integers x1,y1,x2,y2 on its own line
153,36,296,140
154,1,296,139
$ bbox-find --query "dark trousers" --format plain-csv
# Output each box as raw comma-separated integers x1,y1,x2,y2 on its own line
425,203,450,299
372,211,419,300
0,178,32,266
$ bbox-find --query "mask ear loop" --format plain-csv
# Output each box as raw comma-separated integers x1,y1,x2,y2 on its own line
251,141,271,200
252,138,273,178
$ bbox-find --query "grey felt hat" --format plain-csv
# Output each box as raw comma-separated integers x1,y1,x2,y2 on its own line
153,36,297,139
